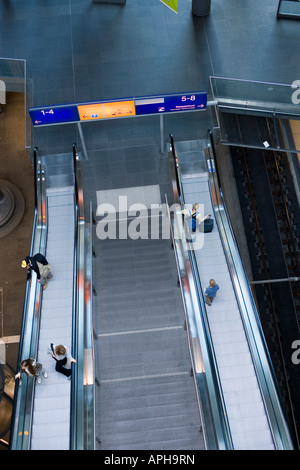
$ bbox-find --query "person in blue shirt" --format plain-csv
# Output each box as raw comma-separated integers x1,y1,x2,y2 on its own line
205,279,219,306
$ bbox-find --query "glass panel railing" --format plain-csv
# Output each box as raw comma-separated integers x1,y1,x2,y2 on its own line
24,63,32,153
207,130,294,450
82,202,95,449
10,148,47,449
70,145,95,450
167,136,233,449
210,76,300,114
0,58,31,152
0,57,25,79
210,76,300,154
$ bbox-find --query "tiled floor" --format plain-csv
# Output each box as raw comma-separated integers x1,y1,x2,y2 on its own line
2,0,300,111
1,0,300,449
0,92,34,369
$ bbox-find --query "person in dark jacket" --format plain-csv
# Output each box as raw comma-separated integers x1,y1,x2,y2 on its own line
48,343,76,380
21,253,53,290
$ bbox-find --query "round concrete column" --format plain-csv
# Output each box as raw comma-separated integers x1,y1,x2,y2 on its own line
192,0,211,16
0,180,25,238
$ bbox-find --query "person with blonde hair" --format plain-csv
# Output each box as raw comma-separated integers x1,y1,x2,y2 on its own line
205,279,219,306
181,203,210,239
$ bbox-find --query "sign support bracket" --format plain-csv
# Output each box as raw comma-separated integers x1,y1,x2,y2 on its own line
77,122,88,160
160,114,164,154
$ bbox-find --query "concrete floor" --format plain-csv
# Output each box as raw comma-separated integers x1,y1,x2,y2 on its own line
0,92,34,371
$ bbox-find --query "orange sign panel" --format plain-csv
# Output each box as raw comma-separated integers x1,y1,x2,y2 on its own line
78,104,105,121
103,100,136,119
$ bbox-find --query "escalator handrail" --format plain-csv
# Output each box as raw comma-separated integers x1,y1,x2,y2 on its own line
70,144,95,450
187,234,233,449
168,135,234,449
70,142,82,449
207,129,294,450
10,147,47,449
169,134,185,205
82,201,96,449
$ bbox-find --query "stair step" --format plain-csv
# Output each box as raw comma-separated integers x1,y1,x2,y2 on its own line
95,223,204,450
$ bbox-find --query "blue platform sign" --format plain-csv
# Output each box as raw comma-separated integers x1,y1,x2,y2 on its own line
29,105,80,126
29,91,207,126
135,92,207,115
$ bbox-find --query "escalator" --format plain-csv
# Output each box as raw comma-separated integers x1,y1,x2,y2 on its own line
168,132,294,449
10,146,95,450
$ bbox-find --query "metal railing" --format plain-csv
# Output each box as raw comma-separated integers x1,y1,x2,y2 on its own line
0,57,32,151
10,145,95,450
70,144,95,450
10,148,47,449
207,129,294,450
167,134,233,449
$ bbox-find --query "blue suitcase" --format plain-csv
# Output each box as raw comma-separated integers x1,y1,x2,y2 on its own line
199,217,214,233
